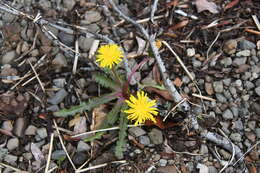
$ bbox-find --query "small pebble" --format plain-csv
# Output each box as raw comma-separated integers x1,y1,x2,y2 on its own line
230,133,242,142
25,125,37,136
213,81,223,93
36,128,48,139
222,109,233,120
128,127,146,137
148,128,163,145
7,138,19,151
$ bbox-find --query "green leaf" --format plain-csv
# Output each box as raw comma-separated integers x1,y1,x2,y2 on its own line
53,93,117,117
93,73,119,90
115,105,128,159
84,132,105,142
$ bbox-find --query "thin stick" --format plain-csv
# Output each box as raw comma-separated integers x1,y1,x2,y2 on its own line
76,160,126,173
233,141,260,166
252,15,260,31
162,41,194,81
44,133,54,173
245,28,260,35
28,60,45,92
206,32,221,60
71,124,140,138
108,0,190,111
53,120,77,171
0,162,26,172
192,93,216,102
47,165,58,173
72,39,79,74
150,0,159,23
218,129,235,173
163,98,187,122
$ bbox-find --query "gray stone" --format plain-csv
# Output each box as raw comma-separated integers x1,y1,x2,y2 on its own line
248,121,256,130
182,76,190,84
128,127,146,137
236,50,250,56
139,136,150,146
25,125,37,135
255,86,260,96
85,24,100,33
255,128,260,138
192,58,201,68
2,121,13,131
73,152,87,165
52,150,66,160
230,106,239,117
79,36,95,52
32,160,41,171
13,117,26,137
1,51,16,64
232,120,243,131
244,81,254,90
159,159,167,166
83,11,102,24
208,166,218,173
36,128,48,139
238,40,256,50
220,57,232,67
23,153,33,160
232,57,247,66
58,32,74,46
39,0,51,8
187,48,195,57
2,13,16,23
46,105,59,112
52,53,68,68
148,128,163,145
229,86,237,97
48,89,68,105
4,155,17,166
223,78,231,86
213,81,223,93
252,103,260,114
200,144,208,155
215,93,227,103
230,133,242,142
222,109,233,120
77,141,91,152
242,94,250,101
7,138,19,151
53,78,66,88
63,0,76,10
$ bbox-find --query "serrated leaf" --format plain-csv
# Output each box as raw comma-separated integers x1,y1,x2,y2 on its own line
115,106,128,159
53,93,117,117
93,73,119,90
84,131,105,142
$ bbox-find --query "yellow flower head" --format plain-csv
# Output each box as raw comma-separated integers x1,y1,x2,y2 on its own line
124,91,158,125
96,44,123,69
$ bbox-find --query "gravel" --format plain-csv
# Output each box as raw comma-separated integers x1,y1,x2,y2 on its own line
222,109,234,120
128,127,146,137
255,86,260,96
213,81,223,93
230,133,242,142
238,39,256,50
139,135,150,146
7,138,19,151
148,128,163,145
48,89,68,105
236,50,251,56
1,51,16,64
36,128,48,139
25,125,37,135
77,141,91,152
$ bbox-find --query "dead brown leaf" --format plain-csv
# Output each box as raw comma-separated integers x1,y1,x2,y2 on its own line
224,0,239,11
166,0,179,7
169,20,189,30
195,0,219,14
145,86,173,101
91,104,107,131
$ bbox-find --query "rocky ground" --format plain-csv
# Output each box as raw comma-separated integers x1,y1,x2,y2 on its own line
0,0,259,173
